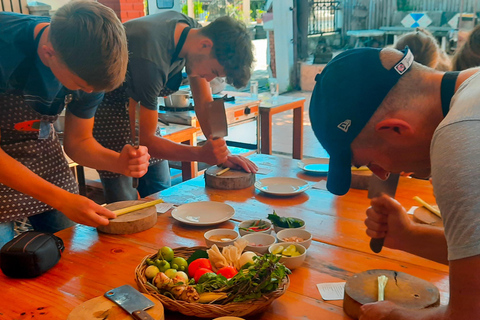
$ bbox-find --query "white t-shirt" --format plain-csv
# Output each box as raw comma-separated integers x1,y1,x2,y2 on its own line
431,71,480,261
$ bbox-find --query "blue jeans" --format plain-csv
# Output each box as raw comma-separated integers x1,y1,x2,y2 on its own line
0,209,75,248
101,160,171,203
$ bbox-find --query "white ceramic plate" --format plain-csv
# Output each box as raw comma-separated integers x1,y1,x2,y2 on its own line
297,158,329,174
254,177,311,196
171,201,235,226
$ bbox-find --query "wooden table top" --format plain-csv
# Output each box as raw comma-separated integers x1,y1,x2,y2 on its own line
0,154,448,320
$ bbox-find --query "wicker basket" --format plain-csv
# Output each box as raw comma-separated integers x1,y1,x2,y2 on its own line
135,246,290,318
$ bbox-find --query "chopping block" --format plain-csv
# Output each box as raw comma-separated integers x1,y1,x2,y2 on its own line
343,269,440,319
67,293,164,320
204,166,255,190
97,200,157,235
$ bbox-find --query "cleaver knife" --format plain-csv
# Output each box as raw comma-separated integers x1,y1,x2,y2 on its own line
105,284,155,320
367,173,400,253
206,99,228,139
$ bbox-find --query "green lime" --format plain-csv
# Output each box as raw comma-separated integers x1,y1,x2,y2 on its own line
145,265,160,279
171,257,188,271
156,259,171,272
158,246,175,262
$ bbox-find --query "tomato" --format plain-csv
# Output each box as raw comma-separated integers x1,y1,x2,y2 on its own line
187,258,212,278
194,268,215,283
216,266,238,279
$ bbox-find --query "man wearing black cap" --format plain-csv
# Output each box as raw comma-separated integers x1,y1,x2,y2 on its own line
310,47,480,319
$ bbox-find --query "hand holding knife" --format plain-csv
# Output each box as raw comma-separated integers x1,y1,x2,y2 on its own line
132,100,141,189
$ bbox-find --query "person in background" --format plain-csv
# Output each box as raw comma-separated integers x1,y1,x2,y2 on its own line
452,25,480,71
394,27,451,71
93,12,258,203
0,0,149,247
309,46,480,319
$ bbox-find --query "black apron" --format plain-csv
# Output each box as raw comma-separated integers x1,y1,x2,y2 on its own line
0,26,78,223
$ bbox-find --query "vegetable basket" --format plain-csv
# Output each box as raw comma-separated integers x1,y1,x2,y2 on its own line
135,246,290,318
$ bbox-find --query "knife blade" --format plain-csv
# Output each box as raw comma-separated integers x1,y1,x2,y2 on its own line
132,101,141,189
206,99,228,139
367,173,400,253
105,285,155,320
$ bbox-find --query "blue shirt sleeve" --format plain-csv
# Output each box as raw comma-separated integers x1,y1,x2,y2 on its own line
67,91,105,119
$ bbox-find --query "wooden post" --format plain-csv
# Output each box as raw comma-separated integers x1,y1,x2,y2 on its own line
243,0,250,23
187,0,194,18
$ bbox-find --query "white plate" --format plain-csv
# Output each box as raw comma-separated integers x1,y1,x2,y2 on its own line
171,201,235,226
254,177,311,196
297,158,329,174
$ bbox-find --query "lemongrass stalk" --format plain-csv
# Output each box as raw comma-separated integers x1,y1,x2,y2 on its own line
113,199,164,217
413,196,441,218
378,275,388,301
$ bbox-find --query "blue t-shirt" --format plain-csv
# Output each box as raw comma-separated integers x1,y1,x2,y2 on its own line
0,12,103,119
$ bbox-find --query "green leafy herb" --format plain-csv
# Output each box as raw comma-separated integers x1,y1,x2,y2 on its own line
267,210,304,228
186,249,209,264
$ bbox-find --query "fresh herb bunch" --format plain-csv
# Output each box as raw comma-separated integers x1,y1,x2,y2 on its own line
195,254,291,303
238,219,270,232
267,210,304,228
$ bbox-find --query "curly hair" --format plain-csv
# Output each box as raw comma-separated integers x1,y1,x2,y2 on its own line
199,16,254,88
50,0,128,91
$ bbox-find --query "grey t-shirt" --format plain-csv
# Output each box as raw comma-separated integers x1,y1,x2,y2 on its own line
123,11,199,109
431,71,480,261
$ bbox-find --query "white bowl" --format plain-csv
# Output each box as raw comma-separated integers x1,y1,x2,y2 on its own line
276,229,312,249
268,243,306,270
204,229,239,248
241,233,277,254
273,217,306,233
237,219,273,236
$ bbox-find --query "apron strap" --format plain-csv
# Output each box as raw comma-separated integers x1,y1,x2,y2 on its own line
170,26,191,64
440,71,460,117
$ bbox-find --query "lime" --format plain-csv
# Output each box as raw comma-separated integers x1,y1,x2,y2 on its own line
156,259,171,272
145,265,160,279
171,257,188,271
158,246,174,262
282,245,297,256
164,268,178,279
291,251,301,257
271,245,284,255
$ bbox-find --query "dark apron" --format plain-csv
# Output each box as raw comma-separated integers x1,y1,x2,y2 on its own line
0,25,78,223
0,93,78,223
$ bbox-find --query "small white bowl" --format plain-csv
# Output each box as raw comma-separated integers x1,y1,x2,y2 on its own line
268,243,306,270
241,233,277,254
276,229,312,249
237,219,273,236
272,217,306,233
204,229,239,248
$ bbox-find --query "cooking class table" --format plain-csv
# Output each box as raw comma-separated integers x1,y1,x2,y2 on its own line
0,154,449,320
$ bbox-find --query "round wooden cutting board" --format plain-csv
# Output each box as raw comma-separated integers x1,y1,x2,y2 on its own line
413,206,443,227
343,269,440,319
205,166,255,190
97,200,157,235
68,293,164,320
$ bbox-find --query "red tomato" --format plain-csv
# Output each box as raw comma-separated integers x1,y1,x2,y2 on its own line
188,258,212,278
216,266,238,279
194,268,215,283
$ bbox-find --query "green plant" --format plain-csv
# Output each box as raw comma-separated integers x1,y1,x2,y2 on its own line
181,1,204,16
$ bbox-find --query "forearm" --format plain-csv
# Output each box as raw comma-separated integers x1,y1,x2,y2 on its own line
389,305,448,320
145,135,202,162
0,149,73,210
398,223,448,265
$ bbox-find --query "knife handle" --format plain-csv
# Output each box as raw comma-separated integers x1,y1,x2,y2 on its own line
132,310,155,320
370,238,385,253
132,177,139,189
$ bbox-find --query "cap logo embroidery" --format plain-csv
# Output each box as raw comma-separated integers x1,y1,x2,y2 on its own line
337,120,351,133
394,48,414,75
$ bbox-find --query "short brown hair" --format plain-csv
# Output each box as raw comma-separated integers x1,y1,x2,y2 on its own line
452,25,480,71
50,0,128,91
200,16,254,88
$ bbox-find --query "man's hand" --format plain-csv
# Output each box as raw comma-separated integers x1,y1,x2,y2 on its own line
118,144,150,178
58,193,116,227
223,155,258,173
199,137,229,165
359,301,398,320
365,194,413,250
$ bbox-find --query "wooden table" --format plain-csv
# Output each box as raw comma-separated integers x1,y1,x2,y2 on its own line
259,96,305,159
0,154,448,320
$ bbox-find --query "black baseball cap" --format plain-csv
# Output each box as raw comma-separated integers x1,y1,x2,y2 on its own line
309,47,414,195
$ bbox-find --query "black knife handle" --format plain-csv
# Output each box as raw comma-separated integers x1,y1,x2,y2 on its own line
132,177,139,189
132,310,155,320
370,238,385,253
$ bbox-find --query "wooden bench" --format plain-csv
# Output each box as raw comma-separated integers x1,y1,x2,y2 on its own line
1,0,29,14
